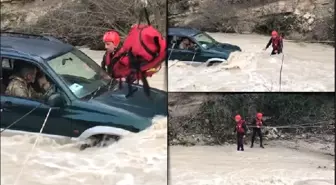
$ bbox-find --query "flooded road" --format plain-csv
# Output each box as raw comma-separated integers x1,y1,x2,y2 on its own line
170,143,334,185
168,33,334,92
1,49,167,185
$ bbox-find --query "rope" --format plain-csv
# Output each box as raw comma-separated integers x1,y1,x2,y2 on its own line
0,104,42,134
249,125,324,129
279,52,285,91
246,122,331,129
13,108,52,185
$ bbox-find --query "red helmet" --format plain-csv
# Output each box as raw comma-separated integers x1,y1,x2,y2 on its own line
256,113,263,119
235,114,242,122
271,30,278,37
103,31,120,46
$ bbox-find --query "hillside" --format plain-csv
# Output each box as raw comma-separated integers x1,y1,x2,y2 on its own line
1,0,166,49
168,0,334,43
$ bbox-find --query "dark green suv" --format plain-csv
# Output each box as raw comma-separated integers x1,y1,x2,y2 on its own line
168,27,241,65
0,32,167,149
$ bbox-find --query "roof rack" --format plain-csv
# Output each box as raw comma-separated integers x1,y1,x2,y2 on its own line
0,31,64,43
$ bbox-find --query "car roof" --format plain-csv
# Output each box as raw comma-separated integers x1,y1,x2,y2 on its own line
168,27,202,37
0,33,74,61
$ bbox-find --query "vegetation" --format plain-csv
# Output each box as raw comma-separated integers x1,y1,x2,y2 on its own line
169,93,335,145
2,0,166,50
168,0,334,45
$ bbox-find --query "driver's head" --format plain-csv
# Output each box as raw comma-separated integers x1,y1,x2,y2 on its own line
182,38,190,44
103,31,120,52
20,65,37,83
37,73,50,91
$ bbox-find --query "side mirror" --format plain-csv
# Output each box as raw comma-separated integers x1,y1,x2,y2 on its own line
47,93,65,107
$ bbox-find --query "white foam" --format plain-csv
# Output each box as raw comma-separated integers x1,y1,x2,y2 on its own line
1,116,167,185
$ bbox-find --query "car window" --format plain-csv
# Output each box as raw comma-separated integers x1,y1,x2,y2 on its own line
178,37,196,50
193,33,216,49
1,58,14,70
168,36,174,49
1,57,57,103
168,36,180,49
48,48,111,99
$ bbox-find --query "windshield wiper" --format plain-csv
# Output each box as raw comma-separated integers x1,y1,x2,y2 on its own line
89,79,118,100
89,85,103,100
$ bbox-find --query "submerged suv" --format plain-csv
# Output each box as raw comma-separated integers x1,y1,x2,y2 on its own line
0,32,167,148
168,27,241,65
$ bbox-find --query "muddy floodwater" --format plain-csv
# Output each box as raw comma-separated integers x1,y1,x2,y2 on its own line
1,49,167,185
1,116,167,185
170,142,334,185
168,33,334,92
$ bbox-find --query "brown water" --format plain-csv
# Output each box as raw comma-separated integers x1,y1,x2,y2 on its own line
1,116,167,185
170,144,334,185
168,33,334,92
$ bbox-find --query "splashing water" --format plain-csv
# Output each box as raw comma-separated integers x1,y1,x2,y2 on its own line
1,116,167,185
168,33,334,92
170,145,334,185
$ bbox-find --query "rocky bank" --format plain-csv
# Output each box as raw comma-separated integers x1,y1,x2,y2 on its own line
169,0,334,42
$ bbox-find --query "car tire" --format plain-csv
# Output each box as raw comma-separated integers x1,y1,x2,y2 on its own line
206,61,221,67
80,134,121,150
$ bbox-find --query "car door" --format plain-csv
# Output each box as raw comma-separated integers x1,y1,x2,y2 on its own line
0,93,75,138
0,56,74,138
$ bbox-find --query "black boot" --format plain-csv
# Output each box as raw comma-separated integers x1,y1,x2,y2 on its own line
260,145,264,148
250,144,253,148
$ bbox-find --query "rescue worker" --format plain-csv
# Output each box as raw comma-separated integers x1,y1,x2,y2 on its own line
101,30,121,73
264,30,283,55
5,64,50,99
250,112,267,148
233,114,248,151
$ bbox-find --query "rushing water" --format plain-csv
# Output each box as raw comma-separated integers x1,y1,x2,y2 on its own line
1,116,167,185
168,33,334,92
170,144,334,185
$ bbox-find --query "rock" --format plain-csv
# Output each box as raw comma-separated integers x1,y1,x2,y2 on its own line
303,12,312,19
308,18,315,24
294,9,301,15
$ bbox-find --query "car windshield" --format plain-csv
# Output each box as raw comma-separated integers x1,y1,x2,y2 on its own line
48,48,112,99
193,32,216,49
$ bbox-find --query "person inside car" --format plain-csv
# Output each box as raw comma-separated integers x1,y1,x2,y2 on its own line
5,64,52,100
179,38,194,50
